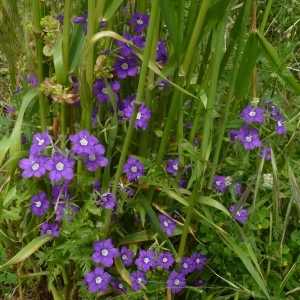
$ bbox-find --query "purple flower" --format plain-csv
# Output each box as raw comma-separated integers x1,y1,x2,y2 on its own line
41,223,59,237
92,78,120,104
55,202,79,221
233,181,242,196
123,156,144,182
18,155,48,178
44,152,75,182
259,147,271,160
116,32,136,57
166,271,186,294
97,192,116,209
28,75,38,86
213,175,227,192
157,252,175,270
82,144,109,171
6,106,16,113
195,278,206,287
73,10,88,35
229,205,248,224
114,58,138,79
52,181,71,199
130,270,147,291
158,214,176,236
84,267,111,293
180,257,195,275
111,279,127,294
92,239,119,267
240,105,265,125
124,102,152,130
156,40,168,65
30,130,53,155
264,99,282,120
166,158,179,176
120,246,134,266
276,118,286,134
135,250,156,272
69,130,99,155
191,252,207,271
229,129,239,141
236,127,263,150
127,12,150,33
30,192,50,217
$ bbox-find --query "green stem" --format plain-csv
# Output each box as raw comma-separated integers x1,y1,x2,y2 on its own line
259,0,274,34
208,0,253,188
177,9,229,261
32,0,46,132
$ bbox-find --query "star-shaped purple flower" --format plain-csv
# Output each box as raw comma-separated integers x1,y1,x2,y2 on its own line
130,270,147,291
213,175,227,192
158,214,176,236
229,205,248,224
120,246,134,267
19,155,49,178
276,118,286,134
41,222,59,237
240,105,265,125
135,250,156,273
84,267,111,293
259,147,271,160
127,12,150,33
30,130,53,155
92,78,120,104
157,252,175,270
123,156,144,182
69,130,99,155
82,144,109,171
166,271,186,294
111,279,127,294
191,252,207,271
236,127,262,150
97,192,116,209
114,58,138,79
124,102,152,130
92,239,119,267
166,158,179,176
180,257,196,275
30,192,50,217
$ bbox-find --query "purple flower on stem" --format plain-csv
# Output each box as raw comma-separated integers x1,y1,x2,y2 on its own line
41,223,59,237
92,78,120,104
44,152,75,182
127,12,150,33
233,181,242,196
69,130,99,155
114,58,138,79
120,246,134,266
116,32,135,57
92,239,119,267
84,267,111,293
166,271,186,294
213,175,227,192
30,130,53,155
229,205,248,224
236,127,263,150
6,106,15,113
156,40,168,65
135,250,156,272
229,129,239,141
276,118,286,135
73,11,88,35
130,270,147,291
191,252,207,271
19,155,48,178
180,257,195,275
158,214,176,236
55,202,79,221
82,144,109,171
166,158,179,176
195,278,207,287
240,105,265,125
124,102,152,130
30,192,50,217
259,147,271,160
157,252,175,270
97,192,116,209
123,156,144,182
111,279,127,294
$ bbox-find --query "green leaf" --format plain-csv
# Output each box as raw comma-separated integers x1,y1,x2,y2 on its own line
0,235,53,269
196,195,230,216
119,229,157,245
0,135,10,166
103,0,123,20
53,35,65,84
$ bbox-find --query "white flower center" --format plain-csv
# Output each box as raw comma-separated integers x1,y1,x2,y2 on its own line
174,279,180,286
121,63,128,70
35,201,42,208
79,137,88,146
278,121,283,126
95,276,102,284
196,258,200,264
136,112,141,120
102,249,109,256
137,277,143,284
245,135,252,142
163,257,168,263
249,110,256,117
183,263,188,269
163,221,169,227
89,154,96,161
131,166,137,173
122,254,128,260
137,19,144,25
55,162,64,171
32,163,39,171
36,138,45,146
173,164,178,170
236,211,241,216
102,196,108,202
144,258,150,264
216,180,221,186
118,283,123,289
102,87,108,95
46,230,52,235
118,110,124,117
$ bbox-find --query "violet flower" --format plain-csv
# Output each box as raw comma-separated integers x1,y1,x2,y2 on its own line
84,267,111,293
166,158,179,176
276,118,287,134
19,155,49,178
82,144,109,171
114,58,138,79
120,246,134,267
135,249,156,273
30,192,50,217
92,78,120,104
92,239,119,267
123,156,144,182
259,147,271,160
130,270,147,291
69,130,99,155
166,271,186,294
213,175,227,192
158,214,176,236
123,102,152,130
236,127,263,150
97,192,116,209
41,223,59,237
156,252,175,270
229,205,248,224
180,257,196,275
240,105,265,125
191,252,207,271
111,279,127,294
30,130,53,155
127,12,150,33
195,278,207,287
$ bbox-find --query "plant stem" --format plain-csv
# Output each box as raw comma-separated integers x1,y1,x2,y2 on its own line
259,0,274,34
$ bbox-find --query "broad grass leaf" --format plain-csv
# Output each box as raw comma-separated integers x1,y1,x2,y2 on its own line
53,35,65,84
195,196,230,216
0,235,53,269
103,0,123,20
114,257,132,286
235,32,259,101
0,135,10,168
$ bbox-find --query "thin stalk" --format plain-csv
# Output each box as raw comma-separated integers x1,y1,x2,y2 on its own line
259,0,274,34
208,0,253,188
32,0,46,132
177,9,229,261
252,0,257,99
181,0,211,76
104,0,160,236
